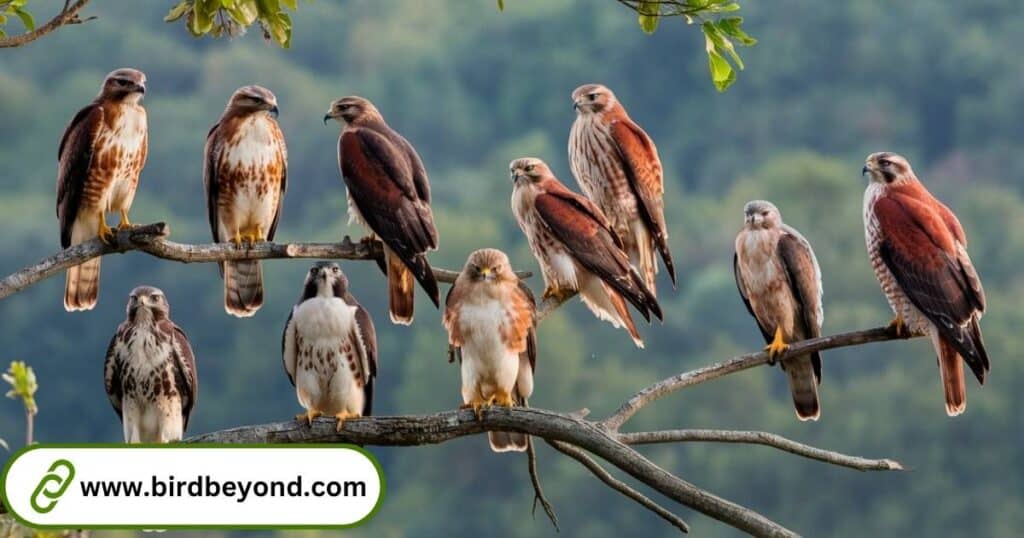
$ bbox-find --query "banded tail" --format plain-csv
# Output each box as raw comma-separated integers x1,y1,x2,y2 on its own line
223,260,263,317
783,353,821,421
64,258,100,311
488,431,528,452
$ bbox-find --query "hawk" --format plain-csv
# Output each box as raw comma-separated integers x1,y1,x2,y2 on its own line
569,83,675,297
863,152,989,416
444,248,536,452
510,157,662,348
204,85,287,317
57,68,148,311
104,286,198,443
283,262,377,431
324,96,439,325
734,201,823,421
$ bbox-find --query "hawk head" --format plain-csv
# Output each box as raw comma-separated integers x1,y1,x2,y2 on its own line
743,200,782,230
100,68,146,103
302,261,350,299
463,248,517,285
226,85,279,118
126,285,168,323
324,96,384,126
863,152,915,186
572,83,617,114
509,157,553,186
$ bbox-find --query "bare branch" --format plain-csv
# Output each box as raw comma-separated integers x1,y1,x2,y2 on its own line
0,0,93,48
603,327,915,430
620,429,904,472
526,437,559,531
0,223,531,301
547,439,690,533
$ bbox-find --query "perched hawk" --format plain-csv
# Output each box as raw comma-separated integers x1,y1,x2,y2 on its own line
444,249,536,452
863,152,989,416
57,68,148,311
569,83,675,297
283,262,377,431
510,157,662,348
204,85,287,317
325,96,439,325
104,286,198,443
734,201,823,421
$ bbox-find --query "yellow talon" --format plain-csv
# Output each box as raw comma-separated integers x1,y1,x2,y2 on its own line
764,327,789,364
296,409,321,425
493,390,515,408
117,209,132,230
231,230,243,246
460,395,489,420
97,212,114,245
888,316,909,338
334,411,358,432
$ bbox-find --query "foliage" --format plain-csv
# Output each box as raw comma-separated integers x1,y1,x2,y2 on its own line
0,0,35,38
3,360,37,418
164,0,297,47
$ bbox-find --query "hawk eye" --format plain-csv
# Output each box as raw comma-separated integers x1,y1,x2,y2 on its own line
332,266,340,274
589,93,598,100
150,294,161,301
525,165,534,172
878,159,891,167
761,211,769,217
310,267,318,275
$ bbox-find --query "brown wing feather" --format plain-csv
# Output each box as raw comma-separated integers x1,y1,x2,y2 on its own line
516,281,538,373
733,252,772,342
102,323,126,421
57,104,104,248
534,190,661,321
609,119,675,284
160,320,198,431
340,128,439,306
875,195,989,382
266,121,288,241
203,121,223,244
777,232,823,380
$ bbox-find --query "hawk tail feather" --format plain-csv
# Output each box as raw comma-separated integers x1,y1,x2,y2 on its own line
387,251,415,325
223,260,263,318
488,431,528,452
64,258,100,311
629,222,659,299
936,335,967,417
784,354,821,421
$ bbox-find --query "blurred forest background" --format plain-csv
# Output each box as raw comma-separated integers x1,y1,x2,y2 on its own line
1,1,1023,536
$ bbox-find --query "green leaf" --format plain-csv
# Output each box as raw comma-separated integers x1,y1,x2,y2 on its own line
191,0,217,35
280,0,298,8
706,49,735,92
227,0,259,25
496,0,504,12
717,17,757,46
4,361,38,416
638,1,658,34
164,0,191,23
14,7,34,31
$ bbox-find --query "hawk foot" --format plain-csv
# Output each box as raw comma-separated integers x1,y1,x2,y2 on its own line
460,396,490,420
542,286,573,302
763,327,789,364
97,214,115,245
296,409,322,425
887,316,910,338
117,209,132,230
492,390,515,408
334,411,358,433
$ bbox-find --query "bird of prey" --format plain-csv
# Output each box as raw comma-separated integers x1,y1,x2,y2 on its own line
104,286,198,443
569,83,675,297
863,152,989,416
57,68,148,311
204,85,287,317
444,248,536,452
510,157,662,348
325,96,439,325
734,201,823,421
283,262,377,431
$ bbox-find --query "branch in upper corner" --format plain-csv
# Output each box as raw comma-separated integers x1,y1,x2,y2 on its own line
602,326,916,431
547,439,690,533
0,222,531,301
619,429,904,472
0,0,93,48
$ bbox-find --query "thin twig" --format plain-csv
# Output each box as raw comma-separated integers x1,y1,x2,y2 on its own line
603,326,915,431
0,222,531,300
526,436,559,531
547,439,690,533
0,0,93,48
620,429,904,472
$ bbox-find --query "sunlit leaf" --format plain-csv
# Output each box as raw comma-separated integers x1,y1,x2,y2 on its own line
14,7,33,31
164,0,191,22
638,1,658,34
497,0,505,12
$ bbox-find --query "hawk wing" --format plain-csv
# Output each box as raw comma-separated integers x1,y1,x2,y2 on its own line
874,194,989,382
534,189,661,321
203,122,224,244
347,297,378,416
57,104,104,248
265,120,288,241
777,230,824,381
444,282,464,363
609,119,676,284
515,280,538,374
340,127,440,304
733,252,772,342
102,322,126,421
282,307,297,386
159,320,198,431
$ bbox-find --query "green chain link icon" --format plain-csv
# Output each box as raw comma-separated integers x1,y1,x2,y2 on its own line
30,459,75,514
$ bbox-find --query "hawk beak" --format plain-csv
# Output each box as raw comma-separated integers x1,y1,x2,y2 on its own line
862,165,870,176
573,102,579,111
134,83,146,95
269,104,279,118
480,268,494,280
323,114,331,125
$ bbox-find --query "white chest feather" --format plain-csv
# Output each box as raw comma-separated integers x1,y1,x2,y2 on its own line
293,297,357,341
224,117,281,168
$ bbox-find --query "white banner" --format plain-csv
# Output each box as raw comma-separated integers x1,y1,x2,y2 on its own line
1,445,384,529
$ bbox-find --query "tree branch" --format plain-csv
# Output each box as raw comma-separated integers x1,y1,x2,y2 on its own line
526,437,559,531
547,439,690,533
0,0,93,48
603,326,916,431
0,223,531,301
620,429,904,472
